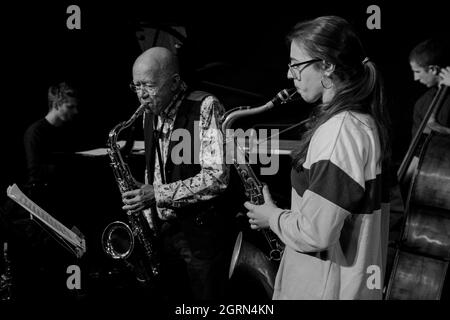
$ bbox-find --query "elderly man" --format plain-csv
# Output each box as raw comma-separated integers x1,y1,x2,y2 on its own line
122,47,231,300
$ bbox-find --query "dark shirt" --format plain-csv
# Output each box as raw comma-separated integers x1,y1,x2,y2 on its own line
412,87,450,137
23,118,73,186
21,117,86,233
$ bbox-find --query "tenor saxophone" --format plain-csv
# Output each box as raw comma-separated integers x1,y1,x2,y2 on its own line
222,89,298,298
101,104,160,285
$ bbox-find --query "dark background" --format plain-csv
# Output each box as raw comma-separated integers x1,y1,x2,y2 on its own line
2,0,449,189
1,0,449,303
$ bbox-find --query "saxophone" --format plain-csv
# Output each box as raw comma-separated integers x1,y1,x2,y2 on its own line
101,104,160,285
222,89,298,298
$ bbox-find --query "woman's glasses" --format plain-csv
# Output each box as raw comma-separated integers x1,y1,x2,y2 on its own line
288,59,321,80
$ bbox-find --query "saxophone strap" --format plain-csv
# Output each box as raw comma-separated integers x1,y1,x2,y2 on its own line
153,116,167,184
144,113,157,185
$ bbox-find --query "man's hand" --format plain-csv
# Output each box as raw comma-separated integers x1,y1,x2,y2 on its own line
122,184,155,213
439,66,450,87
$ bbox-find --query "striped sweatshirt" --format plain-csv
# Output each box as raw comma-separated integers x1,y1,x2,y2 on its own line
269,111,390,300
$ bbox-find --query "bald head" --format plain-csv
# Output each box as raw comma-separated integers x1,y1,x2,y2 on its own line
133,47,179,80
132,47,182,114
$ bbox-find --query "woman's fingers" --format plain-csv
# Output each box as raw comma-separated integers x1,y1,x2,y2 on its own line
246,211,255,219
244,201,255,210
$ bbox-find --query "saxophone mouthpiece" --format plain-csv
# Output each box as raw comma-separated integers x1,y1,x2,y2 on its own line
285,88,300,100
138,103,149,112
270,88,299,107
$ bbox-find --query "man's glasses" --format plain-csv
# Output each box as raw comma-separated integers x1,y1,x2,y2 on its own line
130,74,177,95
288,59,321,80
129,82,159,95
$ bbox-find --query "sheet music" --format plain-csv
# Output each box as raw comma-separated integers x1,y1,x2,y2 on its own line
236,137,297,155
132,140,145,154
6,184,86,258
129,139,297,155
75,140,126,156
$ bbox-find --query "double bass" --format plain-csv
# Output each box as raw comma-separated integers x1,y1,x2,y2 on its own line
386,84,450,299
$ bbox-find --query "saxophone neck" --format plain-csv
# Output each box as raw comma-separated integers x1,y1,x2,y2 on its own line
123,103,147,128
221,88,298,132
108,103,147,148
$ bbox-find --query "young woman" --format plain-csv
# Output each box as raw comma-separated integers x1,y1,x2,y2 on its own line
245,16,391,300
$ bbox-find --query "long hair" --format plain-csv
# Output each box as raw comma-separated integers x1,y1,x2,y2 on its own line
289,16,391,170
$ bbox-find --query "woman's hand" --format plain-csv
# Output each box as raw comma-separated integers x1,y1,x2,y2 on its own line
122,184,155,212
244,185,280,230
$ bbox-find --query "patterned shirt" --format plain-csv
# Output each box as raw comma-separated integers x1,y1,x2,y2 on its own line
145,83,229,220
269,111,390,300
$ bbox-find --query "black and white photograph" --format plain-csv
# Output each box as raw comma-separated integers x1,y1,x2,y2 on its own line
1,0,449,316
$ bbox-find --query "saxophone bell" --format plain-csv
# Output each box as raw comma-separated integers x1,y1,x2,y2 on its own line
228,232,277,300
101,221,135,260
